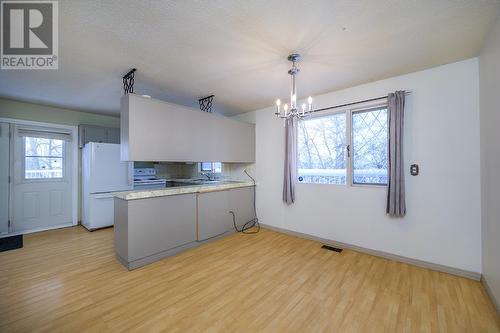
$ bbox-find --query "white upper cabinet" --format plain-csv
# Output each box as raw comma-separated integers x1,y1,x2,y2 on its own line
120,94,255,162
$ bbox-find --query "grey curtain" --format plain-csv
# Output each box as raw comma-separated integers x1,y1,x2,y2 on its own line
283,117,297,205
387,91,406,217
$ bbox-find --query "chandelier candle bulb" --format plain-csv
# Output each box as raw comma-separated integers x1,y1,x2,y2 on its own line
308,96,313,111
302,103,306,115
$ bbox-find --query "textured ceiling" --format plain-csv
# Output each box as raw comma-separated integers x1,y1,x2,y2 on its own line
1,0,499,116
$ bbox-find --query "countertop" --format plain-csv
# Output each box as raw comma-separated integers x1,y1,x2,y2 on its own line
114,180,255,201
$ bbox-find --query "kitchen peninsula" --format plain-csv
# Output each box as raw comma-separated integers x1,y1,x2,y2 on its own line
114,180,255,270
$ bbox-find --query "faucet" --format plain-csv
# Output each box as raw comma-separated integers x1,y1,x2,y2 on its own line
201,172,214,181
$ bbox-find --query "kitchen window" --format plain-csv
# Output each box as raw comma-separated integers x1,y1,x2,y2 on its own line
200,162,222,173
297,105,388,186
24,136,64,179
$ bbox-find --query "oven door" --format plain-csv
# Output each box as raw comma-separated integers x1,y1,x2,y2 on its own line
133,179,167,190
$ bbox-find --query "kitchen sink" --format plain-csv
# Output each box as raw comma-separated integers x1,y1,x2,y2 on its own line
188,179,223,184
164,179,239,188
164,181,200,188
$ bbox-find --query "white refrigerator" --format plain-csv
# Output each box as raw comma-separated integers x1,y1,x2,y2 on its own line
82,142,132,231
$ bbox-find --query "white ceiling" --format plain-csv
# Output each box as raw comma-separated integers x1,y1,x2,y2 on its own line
1,0,499,116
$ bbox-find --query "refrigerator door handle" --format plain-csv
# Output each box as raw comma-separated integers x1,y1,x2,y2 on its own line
92,192,117,199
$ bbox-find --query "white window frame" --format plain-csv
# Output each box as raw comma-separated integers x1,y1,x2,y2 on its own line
198,162,222,174
297,100,388,188
200,162,213,172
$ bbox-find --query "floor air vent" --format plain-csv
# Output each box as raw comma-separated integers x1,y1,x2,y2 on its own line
321,245,343,253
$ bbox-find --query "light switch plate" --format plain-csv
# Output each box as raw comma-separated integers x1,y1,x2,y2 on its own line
410,164,419,176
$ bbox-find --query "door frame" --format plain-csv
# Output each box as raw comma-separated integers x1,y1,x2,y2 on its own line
0,117,78,236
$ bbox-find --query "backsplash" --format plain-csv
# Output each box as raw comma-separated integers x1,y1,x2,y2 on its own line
154,162,198,179
134,162,255,181
222,163,255,181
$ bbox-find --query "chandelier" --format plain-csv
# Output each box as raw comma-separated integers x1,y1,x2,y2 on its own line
275,53,313,119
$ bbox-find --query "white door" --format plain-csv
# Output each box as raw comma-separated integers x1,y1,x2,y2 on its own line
11,126,73,233
0,122,10,235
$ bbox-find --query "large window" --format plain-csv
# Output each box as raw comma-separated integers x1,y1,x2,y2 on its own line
352,108,388,184
24,137,64,179
297,106,388,186
298,112,347,184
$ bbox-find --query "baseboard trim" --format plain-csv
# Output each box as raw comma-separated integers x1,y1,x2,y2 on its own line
118,241,201,270
261,224,481,281
481,276,500,315
0,223,73,239
117,230,236,270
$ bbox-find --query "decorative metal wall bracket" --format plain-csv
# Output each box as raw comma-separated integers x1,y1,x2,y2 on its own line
198,95,215,113
123,68,137,94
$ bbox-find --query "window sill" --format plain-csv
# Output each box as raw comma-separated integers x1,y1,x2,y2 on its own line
297,181,346,186
296,181,387,188
21,178,66,183
351,183,387,188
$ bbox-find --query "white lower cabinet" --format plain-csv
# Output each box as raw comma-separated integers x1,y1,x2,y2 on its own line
197,191,232,241
228,187,255,230
114,193,197,269
114,186,255,270
197,186,255,240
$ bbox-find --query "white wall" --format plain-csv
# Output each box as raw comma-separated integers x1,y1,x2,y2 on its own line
479,16,500,309
235,58,481,273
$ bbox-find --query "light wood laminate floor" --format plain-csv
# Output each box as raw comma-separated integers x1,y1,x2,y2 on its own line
0,226,499,332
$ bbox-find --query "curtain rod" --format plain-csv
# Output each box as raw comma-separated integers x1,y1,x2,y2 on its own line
310,91,411,114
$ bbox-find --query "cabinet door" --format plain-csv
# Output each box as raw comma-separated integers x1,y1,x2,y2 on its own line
197,191,231,241
79,125,107,148
228,187,255,230
106,127,120,144
127,194,197,261
121,94,255,162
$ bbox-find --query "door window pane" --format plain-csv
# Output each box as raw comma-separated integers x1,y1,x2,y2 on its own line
297,113,347,184
24,137,64,179
352,108,388,184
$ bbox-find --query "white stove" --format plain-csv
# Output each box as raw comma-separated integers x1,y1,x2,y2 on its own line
133,168,167,190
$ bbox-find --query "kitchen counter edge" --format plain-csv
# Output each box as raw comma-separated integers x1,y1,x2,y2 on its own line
114,181,255,201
